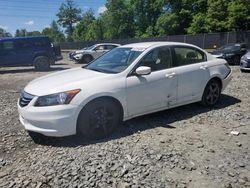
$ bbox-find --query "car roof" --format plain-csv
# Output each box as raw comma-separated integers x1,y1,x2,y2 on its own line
121,42,199,49
96,43,120,46
221,43,247,46
0,36,49,41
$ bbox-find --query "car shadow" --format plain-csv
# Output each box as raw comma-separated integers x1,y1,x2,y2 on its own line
54,63,69,66
33,94,241,147
0,67,69,74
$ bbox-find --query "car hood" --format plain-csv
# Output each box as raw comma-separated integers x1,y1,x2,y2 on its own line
24,67,107,96
242,51,250,58
211,49,238,55
211,50,224,55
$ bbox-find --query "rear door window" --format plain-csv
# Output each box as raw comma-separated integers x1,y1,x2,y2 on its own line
94,45,105,50
16,40,32,49
33,39,49,47
105,45,118,50
172,46,206,67
3,41,14,50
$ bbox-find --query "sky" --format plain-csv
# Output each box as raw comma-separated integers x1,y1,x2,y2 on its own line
0,0,107,35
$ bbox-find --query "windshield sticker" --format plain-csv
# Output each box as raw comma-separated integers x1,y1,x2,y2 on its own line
235,44,240,46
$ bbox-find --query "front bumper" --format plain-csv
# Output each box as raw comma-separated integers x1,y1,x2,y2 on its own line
240,59,250,70
18,101,82,137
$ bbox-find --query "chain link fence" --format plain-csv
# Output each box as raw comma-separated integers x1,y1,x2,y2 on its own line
60,30,250,50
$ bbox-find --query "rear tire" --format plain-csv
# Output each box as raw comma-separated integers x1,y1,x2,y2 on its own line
34,56,50,71
201,79,221,107
77,98,121,140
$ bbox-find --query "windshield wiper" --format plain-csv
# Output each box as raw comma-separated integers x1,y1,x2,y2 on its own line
86,67,117,74
87,67,104,73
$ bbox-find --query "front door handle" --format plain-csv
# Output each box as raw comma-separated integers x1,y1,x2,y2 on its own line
165,72,176,78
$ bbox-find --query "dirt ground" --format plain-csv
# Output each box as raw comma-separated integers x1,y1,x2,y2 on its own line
0,55,249,188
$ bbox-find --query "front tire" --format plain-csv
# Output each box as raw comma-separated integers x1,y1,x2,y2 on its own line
34,56,50,71
201,79,221,107
80,55,93,64
77,99,121,140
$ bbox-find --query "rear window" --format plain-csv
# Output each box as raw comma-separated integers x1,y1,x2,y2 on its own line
33,39,49,47
16,40,32,49
2,41,14,50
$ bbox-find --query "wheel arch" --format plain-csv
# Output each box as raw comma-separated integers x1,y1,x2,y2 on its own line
82,54,94,60
77,95,125,122
32,54,50,65
209,76,222,89
201,76,223,99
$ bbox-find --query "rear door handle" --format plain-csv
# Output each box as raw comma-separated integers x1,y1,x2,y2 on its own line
165,72,176,78
200,65,208,70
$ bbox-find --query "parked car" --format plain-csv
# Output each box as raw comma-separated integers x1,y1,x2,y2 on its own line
18,42,232,140
0,36,62,71
240,51,250,72
69,47,88,60
69,43,120,64
210,43,248,65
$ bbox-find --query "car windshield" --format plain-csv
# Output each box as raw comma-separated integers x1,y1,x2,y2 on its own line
85,47,144,73
81,45,96,50
219,44,240,51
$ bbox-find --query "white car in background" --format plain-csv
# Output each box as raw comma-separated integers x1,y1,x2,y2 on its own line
18,42,232,140
70,43,120,64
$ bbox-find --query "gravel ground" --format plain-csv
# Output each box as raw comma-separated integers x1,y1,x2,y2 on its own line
0,56,249,188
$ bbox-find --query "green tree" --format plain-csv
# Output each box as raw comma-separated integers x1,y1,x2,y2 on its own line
205,0,230,32
101,0,135,39
18,29,27,37
156,12,180,35
27,31,41,36
0,28,12,38
57,0,81,39
227,0,250,31
187,12,207,34
42,20,65,42
72,9,96,41
15,29,20,37
132,0,165,37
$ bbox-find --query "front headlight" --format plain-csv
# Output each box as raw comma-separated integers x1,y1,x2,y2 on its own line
34,89,81,107
74,53,83,58
241,56,247,61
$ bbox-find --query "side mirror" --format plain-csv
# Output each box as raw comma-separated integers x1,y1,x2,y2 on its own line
135,66,151,75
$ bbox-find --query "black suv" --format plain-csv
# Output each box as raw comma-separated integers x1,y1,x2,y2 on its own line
0,36,62,70
211,43,248,65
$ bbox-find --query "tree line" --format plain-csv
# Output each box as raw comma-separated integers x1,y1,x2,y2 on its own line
1,0,250,42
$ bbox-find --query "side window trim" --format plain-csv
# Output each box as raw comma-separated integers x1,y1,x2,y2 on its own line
128,45,173,77
170,45,207,67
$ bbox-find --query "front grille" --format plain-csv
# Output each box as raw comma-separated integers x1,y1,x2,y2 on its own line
19,91,34,107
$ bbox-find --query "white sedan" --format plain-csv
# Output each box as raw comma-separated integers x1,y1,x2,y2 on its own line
18,42,232,139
